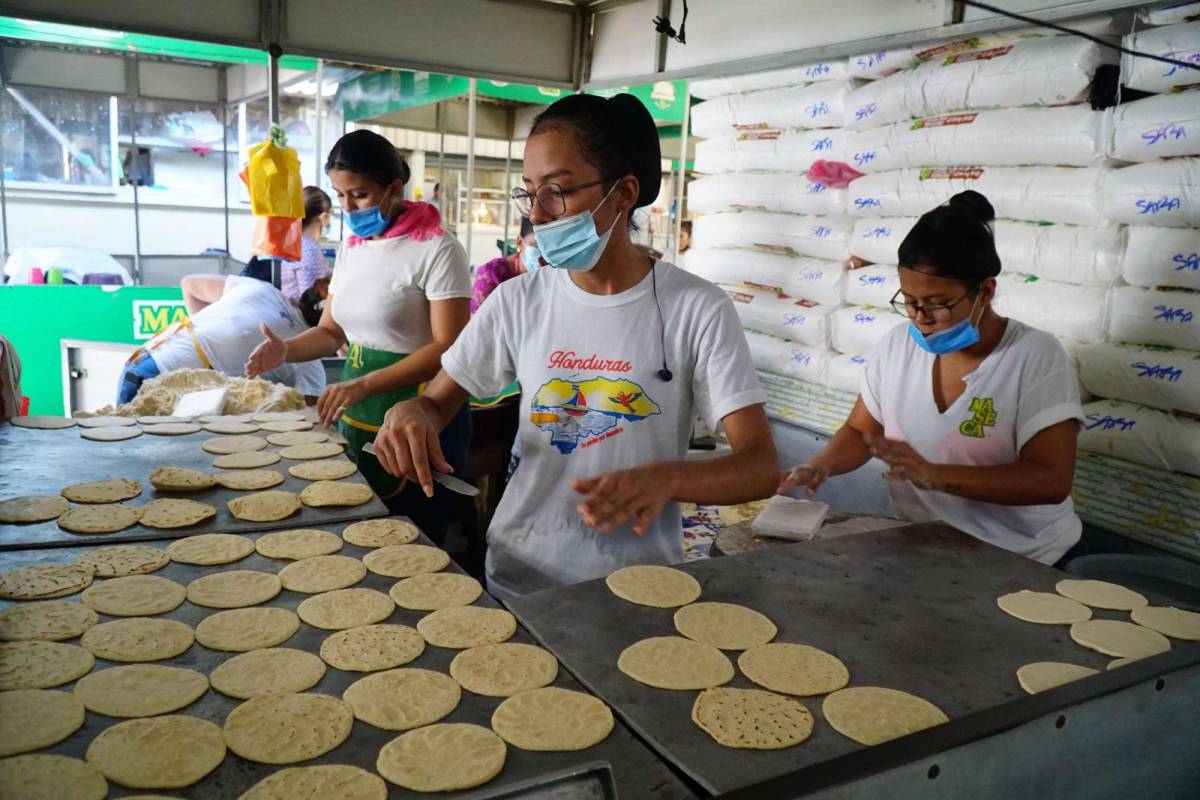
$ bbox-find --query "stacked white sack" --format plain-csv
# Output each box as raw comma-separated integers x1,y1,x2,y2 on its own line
745,330,832,384
692,212,853,260
847,167,1103,224
848,106,1110,173
827,352,870,394
1110,90,1200,162
1102,158,1200,228
1078,399,1200,477
721,284,834,348
691,80,856,138
688,248,845,306
1121,227,1200,291
694,129,849,174
845,37,1109,131
1057,337,1093,402
691,61,849,99
1141,3,1200,26
992,272,1109,342
1078,342,1200,416
1107,286,1200,350
850,217,1124,286
846,29,1083,81
830,304,908,356
845,266,900,306
689,172,847,216
1121,21,1200,93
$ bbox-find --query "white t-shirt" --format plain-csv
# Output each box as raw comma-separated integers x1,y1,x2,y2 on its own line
151,276,325,397
861,319,1084,564
329,232,471,354
442,263,767,599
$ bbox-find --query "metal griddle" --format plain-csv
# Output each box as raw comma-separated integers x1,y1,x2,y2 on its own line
0,424,388,550
505,523,1200,796
0,520,695,800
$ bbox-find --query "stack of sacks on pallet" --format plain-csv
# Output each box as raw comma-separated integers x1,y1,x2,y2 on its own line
689,59,856,392
1078,17,1200,478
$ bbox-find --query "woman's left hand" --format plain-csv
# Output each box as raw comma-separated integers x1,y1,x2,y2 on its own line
316,378,370,427
866,434,940,491
572,463,679,537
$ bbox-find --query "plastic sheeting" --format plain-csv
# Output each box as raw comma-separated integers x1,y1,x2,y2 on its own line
691,80,856,137
1110,90,1200,163
993,272,1109,342
723,284,834,348
1107,285,1200,350
690,62,850,99
1121,226,1200,291
689,172,847,216
845,36,1108,131
846,167,1104,225
689,248,846,305
692,211,853,260
1078,399,1200,477
1121,20,1200,93
1101,158,1200,228
1078,341,1200,416
694,129,849,174
830,303,907,356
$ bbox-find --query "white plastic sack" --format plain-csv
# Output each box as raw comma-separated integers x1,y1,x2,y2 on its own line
1078,399,1200,477
847,167,1104,225
745,330,832,384
1111,90,1200,162
1121,226,1200,291
831,304,908,356
1122,21,1200,93
691,80,855,137
848,33,1024,81
827,352,869,394
848,106,1110,173
694,129,848,174
848,46,918,79
1057,338,1093,402
722,284,834,348
993,273,1109,342
693,211,853,260
1078,342,1200,416
1107,286,1200,350
845,37,1109,131
845,265,900,306
689,172,847,216
689,248,846,305
690,62,850,99
3,246,133,286
1102,158,1200,228
849,217,917,265
1141,3,1200,26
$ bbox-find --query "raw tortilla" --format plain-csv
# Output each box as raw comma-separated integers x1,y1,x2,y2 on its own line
223,693,353,764
822,686,948,745
85,714,226,789
61,479,141,504
319,624,425,672
1016,661,1099,694
997,590,1092,624
673,602,777,650
0,495,70,523
692,687,814,749
342,668,461,730
606,565,701,608
491,687,614,751
375,723,506,792
449,642,558,697
1055,579,1148,611
1069,619,1171,658
617,636,734,690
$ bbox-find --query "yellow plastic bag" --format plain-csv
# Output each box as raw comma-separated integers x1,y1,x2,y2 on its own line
246,140,303,218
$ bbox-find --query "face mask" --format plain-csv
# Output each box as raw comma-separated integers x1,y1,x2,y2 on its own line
533,183,619,272
908,294,982,355
345,189,394,238
520,241,542,272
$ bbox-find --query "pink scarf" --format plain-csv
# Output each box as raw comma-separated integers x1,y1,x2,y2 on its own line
346,200,445,248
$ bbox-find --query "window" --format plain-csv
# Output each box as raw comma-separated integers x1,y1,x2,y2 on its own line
2,86,113,187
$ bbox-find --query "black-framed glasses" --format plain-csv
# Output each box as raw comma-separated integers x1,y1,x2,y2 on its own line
890,288,975,322
510,179,610,218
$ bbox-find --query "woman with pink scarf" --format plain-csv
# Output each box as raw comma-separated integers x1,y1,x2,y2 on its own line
247,130,472,543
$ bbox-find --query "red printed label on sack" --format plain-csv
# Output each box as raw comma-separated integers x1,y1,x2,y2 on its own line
911,113,978,130
732,123,770,132
725,290,755,304
753,243,797,256
738,130,782,141
916,37,981,61
944,45,1013,65
919,167,985,181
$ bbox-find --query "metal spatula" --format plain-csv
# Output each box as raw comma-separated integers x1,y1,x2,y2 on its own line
361,441,480,496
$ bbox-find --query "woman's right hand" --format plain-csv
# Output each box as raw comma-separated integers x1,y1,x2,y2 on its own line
373,399,453,497
245,324,286,378
777,462,828,496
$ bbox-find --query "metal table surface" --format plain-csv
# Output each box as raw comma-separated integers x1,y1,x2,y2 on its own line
0,424,388,550
0,520,695,800
505,523,1200,796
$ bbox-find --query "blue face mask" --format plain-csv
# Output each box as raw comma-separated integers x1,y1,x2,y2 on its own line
908,295,982,355
345,190,394,238
533,183,619,272
520,241,542,272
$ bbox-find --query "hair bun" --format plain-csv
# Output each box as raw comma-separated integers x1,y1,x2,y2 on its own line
947,190,995,224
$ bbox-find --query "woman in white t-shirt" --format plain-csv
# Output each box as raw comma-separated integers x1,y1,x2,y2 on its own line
246,130,472,542
780,191,1084,565
370,93,780,599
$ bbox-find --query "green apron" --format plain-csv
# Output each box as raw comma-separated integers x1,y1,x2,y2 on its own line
339,342,418,500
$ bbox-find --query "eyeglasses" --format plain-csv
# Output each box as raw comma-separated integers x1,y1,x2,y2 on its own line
510,180,610,218
890,288,976,322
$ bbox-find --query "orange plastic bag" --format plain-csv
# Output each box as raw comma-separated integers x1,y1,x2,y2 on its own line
246,140,303,218
251,216,302,261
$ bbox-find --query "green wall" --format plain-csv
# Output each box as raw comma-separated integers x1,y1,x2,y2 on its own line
0,286,185,416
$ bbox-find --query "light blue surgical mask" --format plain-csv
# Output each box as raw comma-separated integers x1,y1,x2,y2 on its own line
908,295,982,355
345,190,395,238
520,241,542,272
533,183,619,272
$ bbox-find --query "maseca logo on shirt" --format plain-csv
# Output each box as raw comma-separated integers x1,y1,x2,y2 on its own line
531,351,661,454
959,397,998,438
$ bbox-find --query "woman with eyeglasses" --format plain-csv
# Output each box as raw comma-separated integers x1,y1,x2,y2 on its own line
246,129,473,544
780,191,1084,566
371,93,779,599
